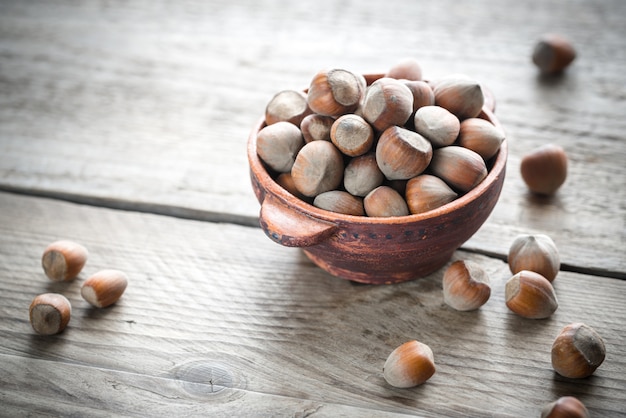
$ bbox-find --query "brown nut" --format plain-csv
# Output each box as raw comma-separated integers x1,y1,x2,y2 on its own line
376,126,433,181
307,69,364,116
403,80,435,113
541,396,589,418
256,121,305,173
508,234,560,282
551,323,606,379
520,144,568,195
291,140,344,197
330,114,374,157
81,269,129,308
364,186,409,217
265,89,312,126
442,260,491,311
385,58,423,81
313,190,364,216
383,340,436,388
429,146,487,193
343,153,385,197
457,118,505,160
405,174,458,215
505,270,558,319
362,77,414,132
41,240,89,282
433,75,484,120
275,172,308,200
29,293,71,335
532,34,577,75
413,105,461,148
300,114,334,143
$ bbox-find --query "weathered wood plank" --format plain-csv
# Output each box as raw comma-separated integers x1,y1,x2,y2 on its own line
1,193,624,416
1,0,625,275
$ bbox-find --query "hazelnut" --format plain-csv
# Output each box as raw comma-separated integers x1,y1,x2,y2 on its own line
300,114,334,143
508,234,560,282
275,172,307,200
383,340,436,388
442,260,491,311
313,190,364,216
362,77,414,132
364,186,409,217
541,396,589,418
330,114,374,157
551,323,606,379
405,174,458,215
41,240,89,282
343,153,385,197
520,144,568,195
403,80,435,113
532,34,576,75
413,105,461,148
429,146,488,193
81,269,129,308
375,126,433,181
256,121,305,173
291,140,344,197
433,75,484,120
505,270,558,319
307,69,364,116
457,118,505,161
264,89,312,126
29,293,71,335
385,58,423,81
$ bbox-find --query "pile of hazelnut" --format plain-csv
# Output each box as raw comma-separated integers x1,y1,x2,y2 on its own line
257,59,505,217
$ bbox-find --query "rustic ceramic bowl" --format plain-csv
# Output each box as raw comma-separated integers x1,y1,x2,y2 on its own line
248,74,507,284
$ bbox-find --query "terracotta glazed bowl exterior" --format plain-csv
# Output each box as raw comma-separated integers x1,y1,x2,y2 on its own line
248,74,507,284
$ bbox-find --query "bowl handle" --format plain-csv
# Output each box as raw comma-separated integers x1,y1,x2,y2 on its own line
259,195,338,247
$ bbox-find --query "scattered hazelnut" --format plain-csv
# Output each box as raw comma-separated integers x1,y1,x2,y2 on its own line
362,77,414,132
508,234,560,282
442,260,491,311
330,114,374,157
405,174,457,215
375,126,432,181
256,121,305,173
429,146,488,193
265,90,312,126
291,140,344,197
364,186,409,217
520,144,568,195
307,69,364,116
29,293,72,335
413,105,461,148
81,269,128,308
41,240,89,282
541,396,589,418
383,340,436,388
457,118,505,161
551,323,606,379
532,34,577,75
505,270,558,319
313,190,364,216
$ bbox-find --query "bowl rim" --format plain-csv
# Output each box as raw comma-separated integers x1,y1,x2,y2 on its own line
248,76,507,226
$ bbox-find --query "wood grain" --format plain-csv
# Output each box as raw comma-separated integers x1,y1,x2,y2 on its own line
1,192,624,417
1,0,625,275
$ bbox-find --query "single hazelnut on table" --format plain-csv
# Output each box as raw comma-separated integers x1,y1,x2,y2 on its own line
343,153,385,197
413,105,461,148
300,114,334,143
541,396,589,418
433,75,484,120
405,174,458,215
362,77,414,132
313,190,364,216
457,118,505,161
81,269,128,308
29,293,72,335
307,69,364,117
508,234,560,282
505,270,558,319
551,322,606,379
291,140,344,197
383,340,436,388
520,144,568,195
429,146,488,193
256,121,305,173
364,186,409,217
442,260,491,311
375,126,433,181
41,240,88,282
385,58,423,81
532,33,577,75
264,89,312,126
330,114,374,157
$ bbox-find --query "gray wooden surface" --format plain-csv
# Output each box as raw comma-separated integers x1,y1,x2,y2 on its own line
1,0,625,417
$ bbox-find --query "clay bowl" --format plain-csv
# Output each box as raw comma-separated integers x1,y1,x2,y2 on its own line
247,74,507,285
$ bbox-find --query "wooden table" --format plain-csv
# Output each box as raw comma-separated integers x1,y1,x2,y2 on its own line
1,1,625,416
